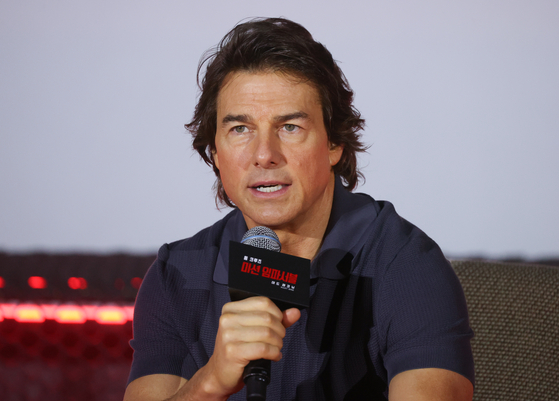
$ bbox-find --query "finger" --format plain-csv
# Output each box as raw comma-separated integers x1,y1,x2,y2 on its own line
225,340,283,363
220,309,287,337
221,324,285,349
282,308,301,328
222,297,283,320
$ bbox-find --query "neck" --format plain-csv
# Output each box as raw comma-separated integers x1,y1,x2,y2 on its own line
277,231,325,261
272,176,336,260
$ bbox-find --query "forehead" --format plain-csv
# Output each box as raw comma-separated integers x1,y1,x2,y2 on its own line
217,71,321,115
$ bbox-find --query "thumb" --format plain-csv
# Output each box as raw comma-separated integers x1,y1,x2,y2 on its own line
282,308,301,328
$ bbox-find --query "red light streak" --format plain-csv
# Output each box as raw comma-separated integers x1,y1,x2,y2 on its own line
0,276,5,288
41,304,58,319
96,306,127,324
14,304,45,323
123,305,135,321
0,302,133,325
55,305,87,324
0,303,16,319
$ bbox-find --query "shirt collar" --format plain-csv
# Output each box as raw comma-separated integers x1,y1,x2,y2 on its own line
311,176,379,279
213,176,379,284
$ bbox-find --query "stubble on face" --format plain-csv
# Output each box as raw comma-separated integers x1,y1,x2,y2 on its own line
213,71,342,256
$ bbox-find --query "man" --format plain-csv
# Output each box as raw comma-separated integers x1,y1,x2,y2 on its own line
124,18,474,400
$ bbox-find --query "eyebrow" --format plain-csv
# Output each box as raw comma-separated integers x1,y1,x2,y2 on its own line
221,114,250,126
220,111,310,126
273,111,309,124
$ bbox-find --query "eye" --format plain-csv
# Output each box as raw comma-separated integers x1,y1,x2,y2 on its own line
233,125,247,134
284,124,298,132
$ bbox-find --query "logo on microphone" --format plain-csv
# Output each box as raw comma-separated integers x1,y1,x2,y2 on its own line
229,241,310,308
242,255,298,290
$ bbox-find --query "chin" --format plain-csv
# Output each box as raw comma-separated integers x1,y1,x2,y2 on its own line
247,212,292,230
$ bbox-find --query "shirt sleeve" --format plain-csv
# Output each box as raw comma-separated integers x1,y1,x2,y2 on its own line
375,232,475,386
127,244,193,384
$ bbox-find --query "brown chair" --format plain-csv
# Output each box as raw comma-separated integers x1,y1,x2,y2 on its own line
451,260,559,400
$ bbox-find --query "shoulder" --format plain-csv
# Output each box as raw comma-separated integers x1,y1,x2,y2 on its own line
374,200,438,256
140,209,240,296
361,201,474,386
164,209,237,255
362,200,462,310
352,199,450,280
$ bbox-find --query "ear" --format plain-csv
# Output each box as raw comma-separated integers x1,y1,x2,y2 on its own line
328,143,344,167
212,148,220,170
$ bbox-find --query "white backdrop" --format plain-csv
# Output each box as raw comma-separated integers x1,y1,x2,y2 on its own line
1,0,558,259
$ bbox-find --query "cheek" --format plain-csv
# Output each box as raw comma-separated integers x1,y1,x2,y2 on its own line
217,155,245,192
292,149,333,183
215,140,247,165
213,144,236,171
218,168,237,199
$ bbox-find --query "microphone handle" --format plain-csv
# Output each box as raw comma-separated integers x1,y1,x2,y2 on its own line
243,358,271,401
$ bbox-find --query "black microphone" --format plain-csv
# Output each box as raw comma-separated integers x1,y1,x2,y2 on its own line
228,226,310,400
240,226,281,401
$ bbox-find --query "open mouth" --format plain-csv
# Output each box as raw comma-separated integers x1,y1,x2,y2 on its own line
256,184,284,193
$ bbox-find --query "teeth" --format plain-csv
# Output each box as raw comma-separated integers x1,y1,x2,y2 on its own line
256,184,283,193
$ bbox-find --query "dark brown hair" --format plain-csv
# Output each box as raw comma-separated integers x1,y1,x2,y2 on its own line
185,17,367,207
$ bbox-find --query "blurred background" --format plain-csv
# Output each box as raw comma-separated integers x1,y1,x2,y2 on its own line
1,0,558,399
1,0,557,259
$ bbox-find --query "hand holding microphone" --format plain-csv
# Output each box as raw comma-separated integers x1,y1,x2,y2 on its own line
209,295,298,399
197,226,308,400
236,227,284,401
227,226,310,400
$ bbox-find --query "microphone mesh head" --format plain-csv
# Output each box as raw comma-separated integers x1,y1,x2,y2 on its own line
241,226,281,252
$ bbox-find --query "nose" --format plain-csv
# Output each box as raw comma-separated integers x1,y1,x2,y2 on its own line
252,130,283,168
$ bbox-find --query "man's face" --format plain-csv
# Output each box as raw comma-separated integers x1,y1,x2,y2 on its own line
214,71,343,233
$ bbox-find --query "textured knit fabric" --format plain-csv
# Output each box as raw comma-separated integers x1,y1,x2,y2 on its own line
451,260,558,401
128,178,474,400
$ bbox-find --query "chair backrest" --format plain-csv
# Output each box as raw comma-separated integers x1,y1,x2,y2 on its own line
450,260,558,401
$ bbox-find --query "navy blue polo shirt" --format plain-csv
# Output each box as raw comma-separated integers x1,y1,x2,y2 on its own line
128,177,474,400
